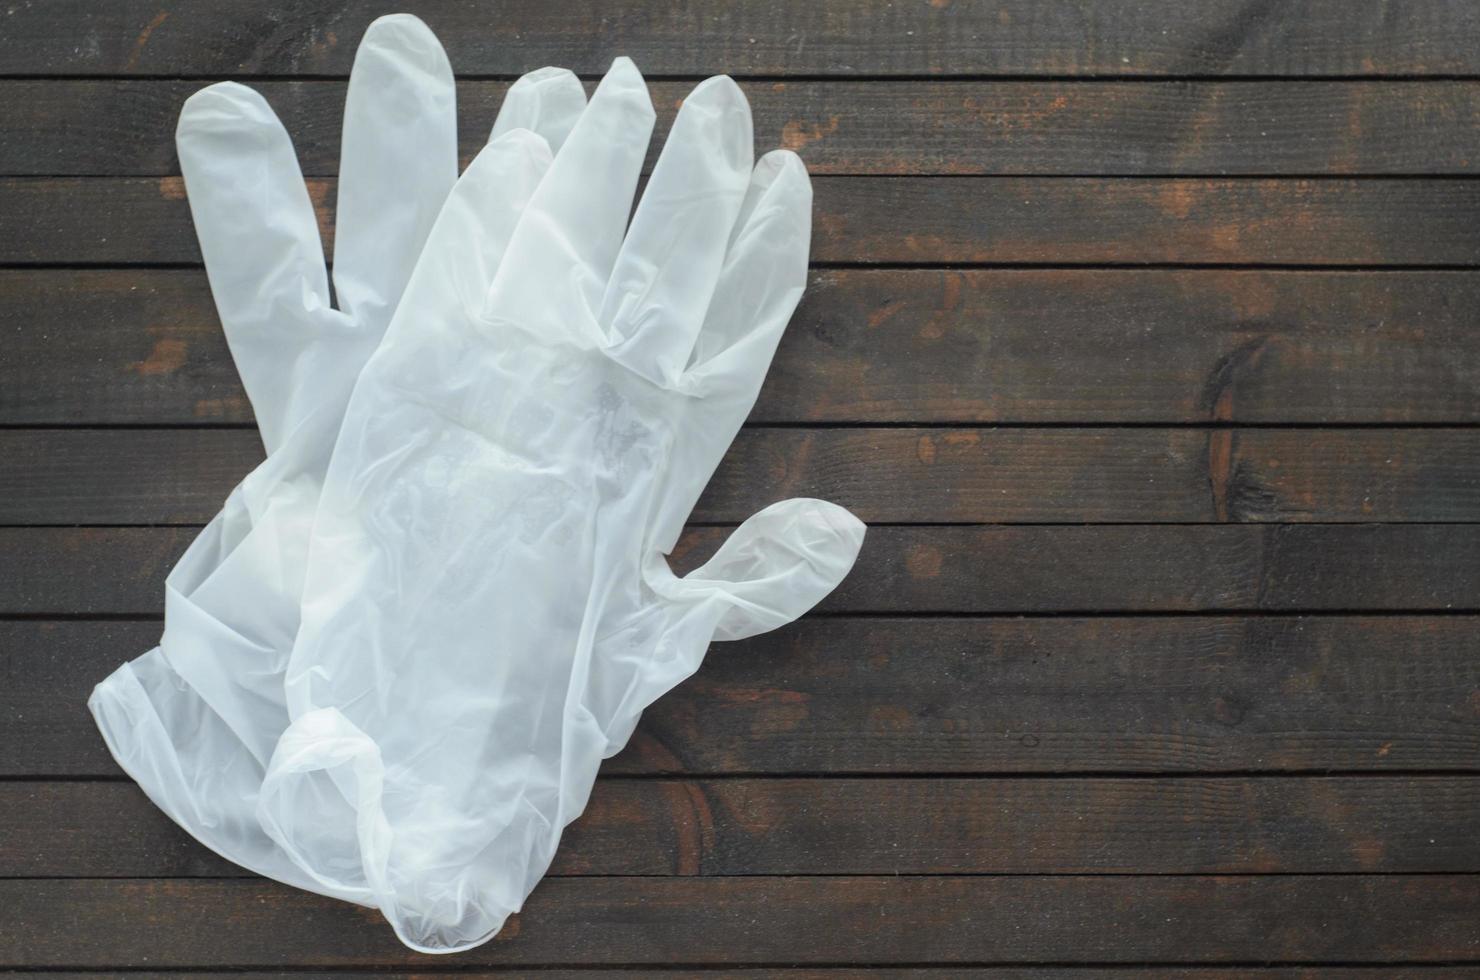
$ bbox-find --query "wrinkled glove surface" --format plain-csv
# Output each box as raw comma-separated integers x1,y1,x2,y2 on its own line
89,14,587,904
258,59,863,952
92,22,864,957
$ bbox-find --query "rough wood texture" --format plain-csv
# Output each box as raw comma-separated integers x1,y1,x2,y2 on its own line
7,525,1480,616
4,876,1477,967
11,178,1480,267
9,617,1477,778
6,973,1475,980
7,3,1480,970
9,269,1480,426
5,427,1480,525
10,80,1480,177
4,974,1474,980
7,1,1480,77
8,776,1480,878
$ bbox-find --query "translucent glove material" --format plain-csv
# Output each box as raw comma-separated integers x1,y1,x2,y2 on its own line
88,15,588,905
255,59,865,953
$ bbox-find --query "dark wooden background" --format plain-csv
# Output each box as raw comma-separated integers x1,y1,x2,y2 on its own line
3,1,1480,975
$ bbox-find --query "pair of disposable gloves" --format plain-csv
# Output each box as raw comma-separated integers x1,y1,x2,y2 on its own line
88,15,864,954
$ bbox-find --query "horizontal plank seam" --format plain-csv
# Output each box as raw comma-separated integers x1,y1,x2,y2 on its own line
10,873,1480,881
12,611,1480,624
15,261,1480,273
22,171,1480,182
20,72,1480,83
16,422,1480,432
0,964,1470,973
13,520,1480,528
11,610,1480,622
7,421,1480,432
11,770,1480,783
17,178,1480,187
18,173,1480,183
7,872,1479,882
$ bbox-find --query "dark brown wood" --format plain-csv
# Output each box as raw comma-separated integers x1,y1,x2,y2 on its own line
7,9,1480,974
8,974,1476,980
7,1,1480,78
11,178,1480,267
9,269,1480,426
5,427,1480,525
9,617,1477,778
9,524,1480,616
9,776,1479,878
4,876,1476,966
6,973,1473,980
10,80,1480,177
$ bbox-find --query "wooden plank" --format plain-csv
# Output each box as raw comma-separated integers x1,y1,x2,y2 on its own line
9,973,1475,980
5,427,1480,525
9,269,1480,426
7,776,1479,878
10,80,1480,177
3,876,1476,966
8,617,1477,777
11,177,1480,267
7,1,1480,78
8,525,1480,616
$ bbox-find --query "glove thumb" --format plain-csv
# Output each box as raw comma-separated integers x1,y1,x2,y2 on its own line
679,498,865,641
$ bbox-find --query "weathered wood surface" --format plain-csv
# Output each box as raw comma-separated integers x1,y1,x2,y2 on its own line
8,1,1480,78
12,178,1480,267
6,973,1475,980
3,974,1473,980
8,776,1480,878
11,80,1480,176
5,876,1477,966
5,427,1480,525
8,525,1480,616
9,269,1480,426
7,2,1480,971
9,617,1477,778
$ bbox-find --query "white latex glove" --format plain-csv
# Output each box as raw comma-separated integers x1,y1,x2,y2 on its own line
255,58,866,952
88,14,587,904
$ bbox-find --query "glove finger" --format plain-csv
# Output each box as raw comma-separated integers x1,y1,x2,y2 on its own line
643,151,812,552
677,497,865,641
176,81,331,452
422,129,556,321
486,57,654,336
441,68,591,311
332,14,457,325
685,148,812,390
598,74,754,386
490,66,587,153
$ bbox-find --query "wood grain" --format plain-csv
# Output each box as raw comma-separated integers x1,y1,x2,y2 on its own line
5,427,1480,525
7,1,1480,77
10,178,1480,267
10,80,1480,176
7,2,1480,973
7,524,1480,616
3,974,1473,980
6,973,1474,980
8,269,1480,425
4,876,1476,966
8,776,1479,878
9,617,1476,778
